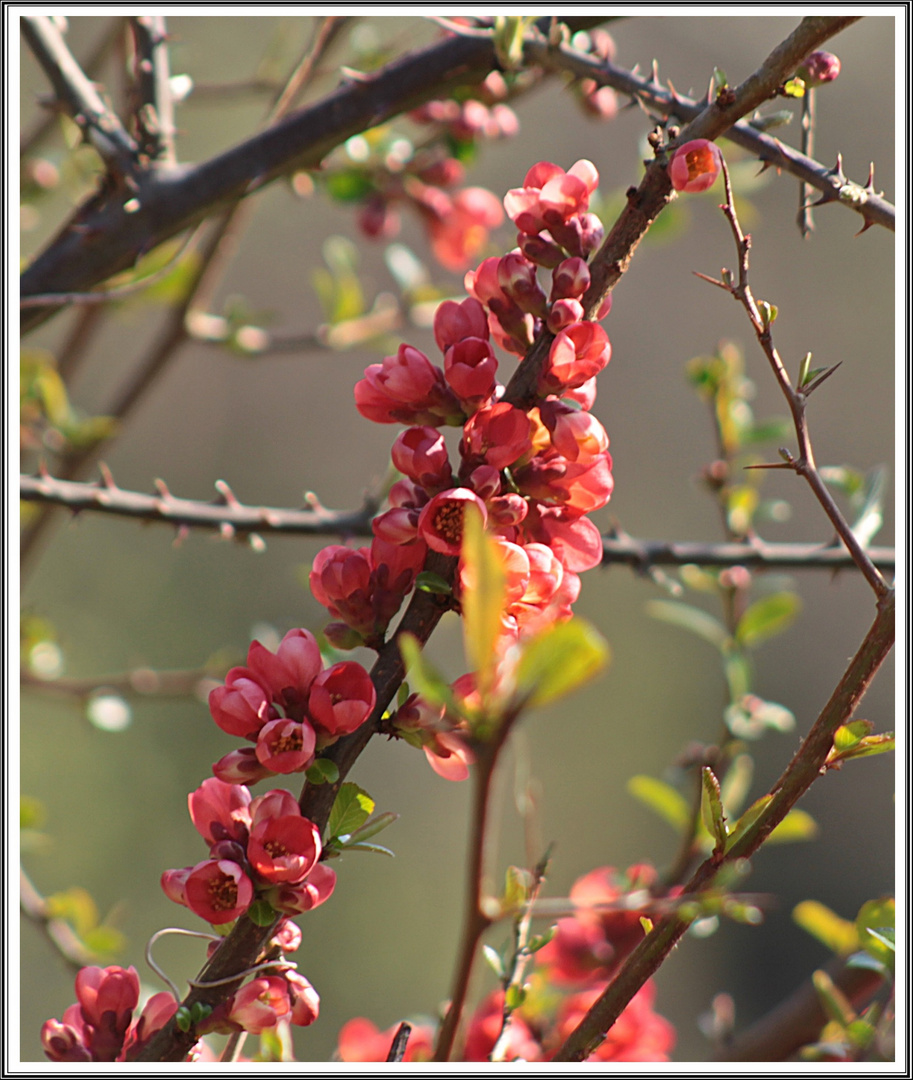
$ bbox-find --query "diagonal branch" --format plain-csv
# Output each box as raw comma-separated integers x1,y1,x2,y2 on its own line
128,15,176,166
21,16,141,182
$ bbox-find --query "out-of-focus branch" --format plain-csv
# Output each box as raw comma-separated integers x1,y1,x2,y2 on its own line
20,16,125,157
21,16,141,182
523,27,893,235
20,869,95,972
712,954,886,1061
20,665,222,702
128,16,176,165
553,589,894,1061
19,473,895,572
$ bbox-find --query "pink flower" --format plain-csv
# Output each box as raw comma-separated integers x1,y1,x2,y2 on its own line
41,1010,93,1062
254,717,317,774
460,401,533,470
74,965,139,1061
354,345,462,426
307,661,376,737
273,861,337,914
443,337,498,410
551,980,675,1062
524,504,605,572
540,321,611,394
391,426,453,491
497,251,548,316
464,990,543,1062
417,488,488,555
668,139,722,193
546,297,585,333
504,159,599,236
309,545,375,633
208,669,276,739
433,296,489,353
246,628,322,711
337,1017,435,1062
797,50,841,86
550,256,591,300
247,814,322,885
226,977,291,1034
212,746,276,785
183,859,254,924
120,993,179,1061
286,971,320,1027
540,400,610,461
188,777,252,846
427,186,504,271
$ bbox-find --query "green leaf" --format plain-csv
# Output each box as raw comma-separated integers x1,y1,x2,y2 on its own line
793,900,858,955
325,170,374,203
812,969,854,1027
723,654,752,701
646,599,729,650
735,592,801,648
460,502,506,701
347,811,399,845
856,898,894,971
514,618,609,709
247,899,279,926
850,466,887,547
415,571,452,595
328,783,375,840
700,767,727,849
725,794,771,852
505,984,527,1010
627,775,690,833
833,720,873,751
767,808,817,844
398,633,454,710
81,925,127,960
339,841,395,857
719,754,753,817
305,758,340,785
526,925,557,954
502,866,532,914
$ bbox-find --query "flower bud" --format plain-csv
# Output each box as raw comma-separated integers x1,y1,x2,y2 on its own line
668,139,722,193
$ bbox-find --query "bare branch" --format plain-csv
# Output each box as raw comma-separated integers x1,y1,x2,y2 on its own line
21,16,140,181
128,16,176,165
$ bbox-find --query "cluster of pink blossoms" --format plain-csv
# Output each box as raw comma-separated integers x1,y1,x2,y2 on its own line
314,160,615,773
207,627,375,785
337,864,675,1063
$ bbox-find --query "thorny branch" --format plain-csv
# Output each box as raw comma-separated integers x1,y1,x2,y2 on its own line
19,472,895,572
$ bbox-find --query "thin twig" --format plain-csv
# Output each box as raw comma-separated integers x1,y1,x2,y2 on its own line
128,16,177,166
522,26,892,234
709,160,890,599
19,473,894,571
20,665,223,702
20,868,96,973
21,15,141,182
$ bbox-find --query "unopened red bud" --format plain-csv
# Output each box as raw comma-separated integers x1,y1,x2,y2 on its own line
797,50,841,86
668,139,722,193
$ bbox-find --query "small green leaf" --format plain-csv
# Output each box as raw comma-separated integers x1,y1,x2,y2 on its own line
856,898,894,971
646,599,729,650
850,466,887,547
757,299,778,326
735,592,800,648
398,633,454,710
502,866,532,914
725,794,771,852
812,969,854,1027
793,900,858,955
700,767,727,849
175,1006,192,1033
305,758,340,785
723,654,752,701
833,720,873,751
461,502,506,702
719,753,753,817
526,925,557,953
325,170,375,202
81,925,126,960
767,808,817,844
339,841,395,857
247,899,278,926
514,618,609,709
627,775,691,833
505,984,527,1010
415,571,452,595
328,783,375,840
347,811,398,845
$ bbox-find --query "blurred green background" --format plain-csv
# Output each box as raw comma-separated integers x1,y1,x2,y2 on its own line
19,14,896,1063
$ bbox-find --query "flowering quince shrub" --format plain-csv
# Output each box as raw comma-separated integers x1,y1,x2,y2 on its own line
23,19,895,1067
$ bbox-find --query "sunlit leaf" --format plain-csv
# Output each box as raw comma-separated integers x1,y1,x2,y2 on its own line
719,753,753,817
701,767,727,849
627,775,690,833
767,808,817,844
327,783,375,840
856,898,895,971
735,592,801,648
646,599,729,650
515,618,609,709
725,794,770,852
461,502,506,701
793,900,858,955
398,633,454,710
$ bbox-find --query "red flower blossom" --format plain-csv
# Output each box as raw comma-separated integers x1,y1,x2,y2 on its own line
423,729,475,781
461,400,533,470
337,1017,435,1062
211,746,276,786
668,139,722,193
307,661,376,737
272,861,337,914
464,990,543,1062
443,336,499,410
226,976,291,1034
797,50,841,86
354,344,462,426
184,858,254,924
504,159,599,236
246,628,322,711
391,426,453,491
433,296,489,353
417,488,488,555
188,776,252,846
551,980,675,1062
540,321,611,395
427,186,504,272
286,970,320,1027
247,813,322,885
254,717,317,774
208,669,276,739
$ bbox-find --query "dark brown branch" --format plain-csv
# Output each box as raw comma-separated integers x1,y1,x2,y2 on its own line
128,16,176,166
21,16,141,180
19,473,895,572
